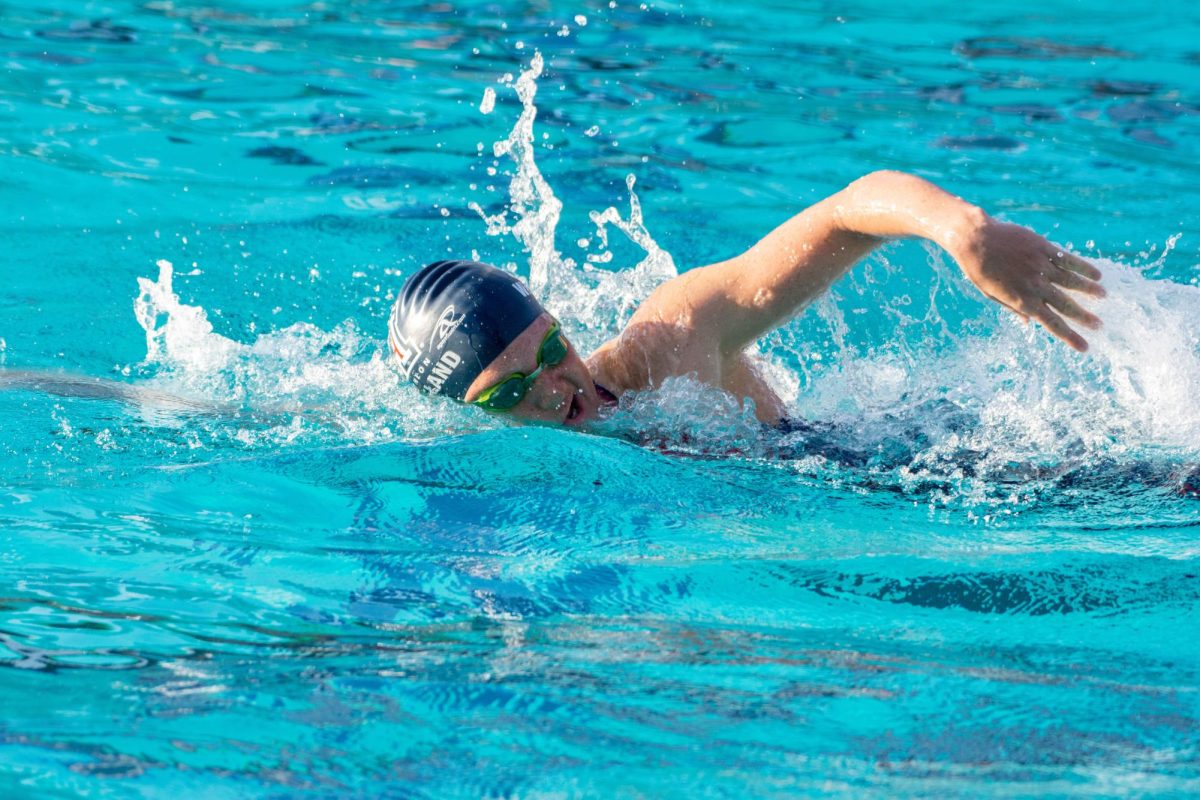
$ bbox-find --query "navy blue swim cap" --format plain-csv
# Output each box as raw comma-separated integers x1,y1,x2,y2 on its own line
387,260,545,400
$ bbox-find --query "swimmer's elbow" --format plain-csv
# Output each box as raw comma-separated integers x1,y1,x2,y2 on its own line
845,169,913,192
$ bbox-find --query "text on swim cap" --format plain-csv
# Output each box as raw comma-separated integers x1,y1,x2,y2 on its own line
425,350,462,394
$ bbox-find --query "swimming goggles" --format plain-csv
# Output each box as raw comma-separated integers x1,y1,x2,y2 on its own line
471,322,569,411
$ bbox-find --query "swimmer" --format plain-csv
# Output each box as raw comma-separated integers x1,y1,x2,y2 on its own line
390,170,1105,428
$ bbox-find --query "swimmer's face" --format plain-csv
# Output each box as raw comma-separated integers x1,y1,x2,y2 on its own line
464,314,602,427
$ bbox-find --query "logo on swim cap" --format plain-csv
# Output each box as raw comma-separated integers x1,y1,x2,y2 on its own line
388,307,424,381
431,305,466,351
425,350,462,394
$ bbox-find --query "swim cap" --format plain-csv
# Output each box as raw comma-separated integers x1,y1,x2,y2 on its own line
387,260,545,399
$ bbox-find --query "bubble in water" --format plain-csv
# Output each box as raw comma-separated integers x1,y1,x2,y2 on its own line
584,125,600,137
574,14,588,25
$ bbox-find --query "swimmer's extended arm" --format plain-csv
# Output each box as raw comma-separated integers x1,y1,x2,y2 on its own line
652,170,1105,355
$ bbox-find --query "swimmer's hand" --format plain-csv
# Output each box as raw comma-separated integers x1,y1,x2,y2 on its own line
949,217,1105,352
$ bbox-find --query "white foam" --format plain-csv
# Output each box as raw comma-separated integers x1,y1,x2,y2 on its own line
132,260,484,447
788,252,1200,504
1086,259,1200,446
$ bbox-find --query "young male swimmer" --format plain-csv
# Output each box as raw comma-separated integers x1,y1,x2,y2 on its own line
389,170,1105,428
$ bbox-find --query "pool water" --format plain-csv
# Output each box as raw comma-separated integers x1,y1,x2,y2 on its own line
2,0,1199,796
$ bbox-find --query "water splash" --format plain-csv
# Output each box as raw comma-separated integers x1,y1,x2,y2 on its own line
592,375,769,456
135,259,240,374
780,251,1200,509
1088,259,1200,445
470,51,563,298
479,86,496,115
469,51,676,353
131,260,478,446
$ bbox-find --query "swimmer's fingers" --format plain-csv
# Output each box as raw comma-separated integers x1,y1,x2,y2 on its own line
1049,265,1106,298
986,291,1030,323
1051,252,1102,282
1027,300,1089,352
1043,286,1102,330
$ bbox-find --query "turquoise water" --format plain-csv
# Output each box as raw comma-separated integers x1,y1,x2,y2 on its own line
2,0,1200,796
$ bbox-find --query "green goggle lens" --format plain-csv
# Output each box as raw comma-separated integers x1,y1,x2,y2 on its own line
474,324,569,411
480,377,527,410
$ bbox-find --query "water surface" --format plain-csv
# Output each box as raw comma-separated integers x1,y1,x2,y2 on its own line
1,1,1199,796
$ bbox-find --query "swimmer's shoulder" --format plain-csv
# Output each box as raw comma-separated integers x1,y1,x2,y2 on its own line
585,337,634,396
587,303,723,396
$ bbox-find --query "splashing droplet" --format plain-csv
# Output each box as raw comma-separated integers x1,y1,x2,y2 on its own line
473,51,675,350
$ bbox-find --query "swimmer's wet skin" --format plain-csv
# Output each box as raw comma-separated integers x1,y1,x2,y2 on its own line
0,369,219,412
388,170,1106,429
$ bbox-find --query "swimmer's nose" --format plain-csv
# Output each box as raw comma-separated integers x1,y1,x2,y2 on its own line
529,369,570,412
